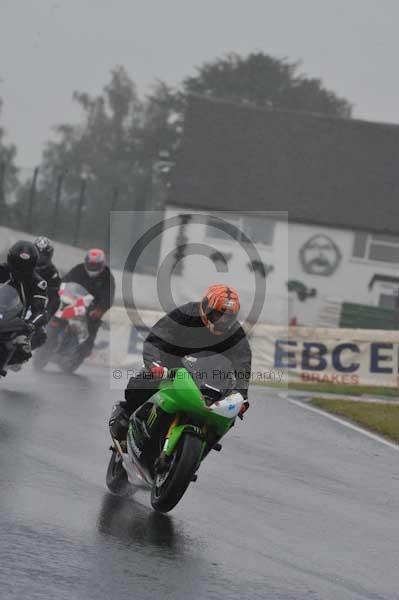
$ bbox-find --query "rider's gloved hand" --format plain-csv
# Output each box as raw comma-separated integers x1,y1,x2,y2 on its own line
238,400,250,420
149,363,168,379
88,307,104,320
26,311,47,331
25,322,35,335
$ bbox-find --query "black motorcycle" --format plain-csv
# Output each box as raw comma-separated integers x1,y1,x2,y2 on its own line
0,284,31,377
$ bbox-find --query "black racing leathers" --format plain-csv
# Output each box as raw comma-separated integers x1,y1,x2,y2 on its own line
63,263,115,313
35,262,61,318
0,264,48,327
63,263,115,357
120,302,252,427
143,302,252,399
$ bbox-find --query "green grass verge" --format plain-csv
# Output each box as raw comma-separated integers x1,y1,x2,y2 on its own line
310,398,399,443
254,380,399,398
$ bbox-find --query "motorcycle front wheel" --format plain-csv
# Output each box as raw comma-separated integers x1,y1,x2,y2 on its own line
151,433,202,513
60,333,82,373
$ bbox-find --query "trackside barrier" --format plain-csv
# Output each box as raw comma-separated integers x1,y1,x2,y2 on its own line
0,226,85,275
87,308,399,388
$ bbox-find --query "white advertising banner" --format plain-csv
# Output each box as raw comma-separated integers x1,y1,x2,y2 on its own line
250,324,399,388
88,307,399,388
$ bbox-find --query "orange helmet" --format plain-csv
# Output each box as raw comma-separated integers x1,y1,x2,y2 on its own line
200,284,240,334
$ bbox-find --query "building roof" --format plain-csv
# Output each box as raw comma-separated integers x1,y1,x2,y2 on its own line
171,95,399,234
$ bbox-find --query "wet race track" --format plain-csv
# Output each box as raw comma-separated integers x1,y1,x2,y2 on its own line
1,365,399,600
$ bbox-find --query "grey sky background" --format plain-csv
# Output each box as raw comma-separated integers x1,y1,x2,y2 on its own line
0,0,397,166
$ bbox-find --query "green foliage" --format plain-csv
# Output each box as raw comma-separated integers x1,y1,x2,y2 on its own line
39,66,144,246
27,68,180,247
182,52,352,117
11,52,352,246
255,379,399,397
0,97,19,205
310,398,399,443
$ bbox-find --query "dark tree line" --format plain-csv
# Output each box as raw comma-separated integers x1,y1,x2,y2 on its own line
0,97,18,212
1,52,352,247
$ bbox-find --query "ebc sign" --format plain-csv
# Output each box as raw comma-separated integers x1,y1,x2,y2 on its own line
274,339,396,385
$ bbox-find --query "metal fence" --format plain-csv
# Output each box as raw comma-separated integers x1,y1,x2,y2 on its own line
0,158,171,251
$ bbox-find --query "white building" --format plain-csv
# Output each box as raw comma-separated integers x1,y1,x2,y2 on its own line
159,207,399,326
163,96,399,327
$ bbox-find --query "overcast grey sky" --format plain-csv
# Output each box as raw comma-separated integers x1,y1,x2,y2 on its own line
0,0,398,166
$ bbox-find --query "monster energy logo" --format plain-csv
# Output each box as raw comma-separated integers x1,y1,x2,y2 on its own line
147,406,158,428
189,425,202,436
128,423,142,455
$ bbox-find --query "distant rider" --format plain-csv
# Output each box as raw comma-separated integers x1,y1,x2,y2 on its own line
63,249,115,359
109,284,252,441
31,236,62,350
34,236,61,319
0,241,48,367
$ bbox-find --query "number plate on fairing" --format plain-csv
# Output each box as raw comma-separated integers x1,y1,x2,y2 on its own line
207,393,244,418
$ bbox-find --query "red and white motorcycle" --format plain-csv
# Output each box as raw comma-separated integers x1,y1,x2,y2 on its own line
33,282,94,373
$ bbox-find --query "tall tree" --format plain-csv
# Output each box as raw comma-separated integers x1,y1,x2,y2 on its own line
31,54,353,245
0,97,18,211
36,67,148,246
142,51,353,182
36,69,184,247
182,52,352,117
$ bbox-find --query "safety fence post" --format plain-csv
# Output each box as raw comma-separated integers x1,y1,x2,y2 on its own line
0,161,6,223
52,171,66,239
74,177,87,246
26,167,39,232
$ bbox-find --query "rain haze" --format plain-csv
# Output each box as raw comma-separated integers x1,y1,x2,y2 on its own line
0,0,398,165
2,3,399,600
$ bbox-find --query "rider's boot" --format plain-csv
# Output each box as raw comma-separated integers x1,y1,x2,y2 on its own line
109,401,130,442
7,339,32,370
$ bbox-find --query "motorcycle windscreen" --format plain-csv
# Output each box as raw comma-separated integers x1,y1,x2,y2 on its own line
181,351,235,402
0,284,23,321
60,282,90,304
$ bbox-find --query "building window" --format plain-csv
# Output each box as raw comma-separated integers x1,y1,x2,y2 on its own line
352,232,367,258
379,293,399,309
241,216,275,245
206,216,241,241
206,214,275,246
353,232,399,264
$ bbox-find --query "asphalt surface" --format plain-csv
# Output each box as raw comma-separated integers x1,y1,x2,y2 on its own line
1,366,399,600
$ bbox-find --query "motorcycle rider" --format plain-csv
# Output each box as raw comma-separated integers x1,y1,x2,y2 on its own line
34,237,61,318
32,236,62,350
0,240,48,367
109,284,251,441
63,249,115,359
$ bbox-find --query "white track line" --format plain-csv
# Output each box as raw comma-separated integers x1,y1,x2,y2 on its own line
287,397,399,452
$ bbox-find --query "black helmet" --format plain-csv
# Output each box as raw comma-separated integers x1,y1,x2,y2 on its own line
34,236,54,268
7,241,39,281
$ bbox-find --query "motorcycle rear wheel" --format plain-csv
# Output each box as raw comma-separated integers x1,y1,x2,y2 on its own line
151,433,202,513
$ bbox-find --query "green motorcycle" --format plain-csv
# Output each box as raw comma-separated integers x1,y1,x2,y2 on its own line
106,352,246,513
